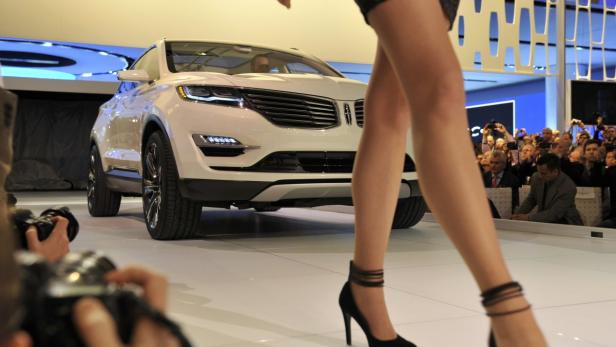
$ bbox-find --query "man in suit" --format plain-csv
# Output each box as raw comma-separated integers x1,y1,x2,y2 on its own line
512,153,583,225
483,150,519,188
579,140,605,187
484,150,520,213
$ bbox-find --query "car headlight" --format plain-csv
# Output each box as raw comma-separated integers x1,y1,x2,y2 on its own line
177,86,245,107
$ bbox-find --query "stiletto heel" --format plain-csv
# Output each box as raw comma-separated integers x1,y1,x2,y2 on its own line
338,261,416,347
343,312,352,345
481,281,532,347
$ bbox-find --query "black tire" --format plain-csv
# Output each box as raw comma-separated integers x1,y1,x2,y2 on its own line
142,131,202,240
391,196,427,229
87,145,121,217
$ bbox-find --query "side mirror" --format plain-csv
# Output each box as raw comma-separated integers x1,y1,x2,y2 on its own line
117,70,151,82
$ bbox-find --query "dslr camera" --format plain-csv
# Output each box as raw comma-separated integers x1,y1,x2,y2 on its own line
17,251,140,347
16,252,191,347
11,206,79,249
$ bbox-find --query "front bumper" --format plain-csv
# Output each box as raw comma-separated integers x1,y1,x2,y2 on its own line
178,178,421,203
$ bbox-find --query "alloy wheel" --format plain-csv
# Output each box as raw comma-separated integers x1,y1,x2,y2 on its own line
143,142,162,230
87,152,96,210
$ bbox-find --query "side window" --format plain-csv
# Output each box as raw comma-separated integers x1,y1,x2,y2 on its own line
117,48,160,94
287,62,320,75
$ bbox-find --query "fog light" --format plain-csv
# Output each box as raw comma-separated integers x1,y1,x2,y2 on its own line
204,136,240,145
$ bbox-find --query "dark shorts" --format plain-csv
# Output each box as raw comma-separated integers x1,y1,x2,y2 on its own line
355,0,460,30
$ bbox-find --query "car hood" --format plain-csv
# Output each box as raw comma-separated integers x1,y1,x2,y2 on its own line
172,73,367,101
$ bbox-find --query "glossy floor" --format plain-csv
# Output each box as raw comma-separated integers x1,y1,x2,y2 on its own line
14,192,616,347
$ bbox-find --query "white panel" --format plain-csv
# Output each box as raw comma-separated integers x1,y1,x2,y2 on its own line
450,0,557,76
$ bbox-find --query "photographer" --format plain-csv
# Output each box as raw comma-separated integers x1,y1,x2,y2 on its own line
482,122,515,153
512,144,537,185
1,87,182,347
0,88,70,261
592,113,606,144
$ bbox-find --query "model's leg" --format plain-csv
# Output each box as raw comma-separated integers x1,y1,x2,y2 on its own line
365,0,546,345
351,44,410,340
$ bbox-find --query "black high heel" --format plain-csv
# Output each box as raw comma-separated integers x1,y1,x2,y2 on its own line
481,281,532,347
339,261,416,347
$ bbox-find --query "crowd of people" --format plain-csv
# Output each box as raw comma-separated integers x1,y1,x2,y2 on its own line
477,117,616,227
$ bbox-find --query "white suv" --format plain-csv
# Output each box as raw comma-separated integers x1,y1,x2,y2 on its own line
88,40,425,240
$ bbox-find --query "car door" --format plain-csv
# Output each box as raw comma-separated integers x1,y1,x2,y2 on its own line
112,47,161,171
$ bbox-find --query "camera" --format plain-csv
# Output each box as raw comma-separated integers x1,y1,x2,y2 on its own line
486,120,497,131
506,142,518,150
12,206,79,249
17,251,140,347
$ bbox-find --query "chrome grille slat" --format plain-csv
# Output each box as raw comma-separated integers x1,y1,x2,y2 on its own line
242,89,339,129
251,103,335,113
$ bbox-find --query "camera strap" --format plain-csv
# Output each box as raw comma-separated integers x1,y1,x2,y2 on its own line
132,296,193,347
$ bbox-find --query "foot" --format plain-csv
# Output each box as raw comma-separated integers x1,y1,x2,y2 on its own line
488,296,547,347
350,282,398,341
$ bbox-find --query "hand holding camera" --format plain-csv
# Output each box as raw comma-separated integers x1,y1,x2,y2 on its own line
12,206,77,261
571,118,585,128
17,251,191,347
25,216,70,262
74,267,181,347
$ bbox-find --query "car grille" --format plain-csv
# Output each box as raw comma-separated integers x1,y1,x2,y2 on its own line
211,152,416,173
241,89,339,129
354,100,364,127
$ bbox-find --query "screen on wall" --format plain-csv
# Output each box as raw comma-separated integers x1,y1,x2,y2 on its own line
570,80,616,125
466,101,515,143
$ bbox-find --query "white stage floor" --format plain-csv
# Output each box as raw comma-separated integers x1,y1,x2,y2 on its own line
13,192,616,347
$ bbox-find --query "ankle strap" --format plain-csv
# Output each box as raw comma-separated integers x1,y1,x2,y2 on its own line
349,261,384,287
481,281,523,307
481,281,531,317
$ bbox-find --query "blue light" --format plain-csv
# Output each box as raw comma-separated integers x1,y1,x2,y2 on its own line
0,66,76,80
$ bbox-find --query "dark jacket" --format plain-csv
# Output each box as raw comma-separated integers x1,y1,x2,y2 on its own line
604,167,616,219
512,161,536,185
516,171,583,225
579,161,605,187
484,170,520,210
483,170,520,188
560,158,584,185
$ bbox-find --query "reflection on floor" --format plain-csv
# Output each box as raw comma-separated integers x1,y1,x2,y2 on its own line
13,192,616,347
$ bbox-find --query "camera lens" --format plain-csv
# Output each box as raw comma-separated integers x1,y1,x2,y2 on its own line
39,207,79,241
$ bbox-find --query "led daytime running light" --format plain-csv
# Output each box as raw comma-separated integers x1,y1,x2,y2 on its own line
178,86,244,107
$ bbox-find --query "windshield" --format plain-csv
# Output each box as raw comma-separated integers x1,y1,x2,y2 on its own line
165,41,341,77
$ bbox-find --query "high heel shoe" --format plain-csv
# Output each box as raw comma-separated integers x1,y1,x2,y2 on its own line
339,261,416,347
481,281,532,347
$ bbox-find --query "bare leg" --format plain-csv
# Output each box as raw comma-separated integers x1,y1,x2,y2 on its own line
352,44,410,340
350,0,548,345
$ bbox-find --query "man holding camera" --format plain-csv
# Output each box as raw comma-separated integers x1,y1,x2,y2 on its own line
482,121,515,154
0,86,182,347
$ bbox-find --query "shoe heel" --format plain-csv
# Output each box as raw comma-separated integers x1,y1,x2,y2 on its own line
343,311,352,345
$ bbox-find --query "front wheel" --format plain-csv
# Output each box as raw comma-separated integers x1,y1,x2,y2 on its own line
142,131,202,240
391,196,426,229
